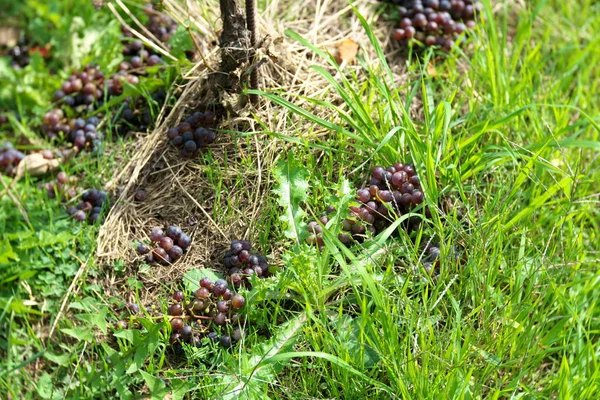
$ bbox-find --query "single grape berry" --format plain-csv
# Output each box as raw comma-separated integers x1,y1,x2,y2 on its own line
166,225,182,239
136,243,150,255
180,325,193,341
170,318,184,331
150,227,164,241
159,236,174,251
177,234,191,249
214,313,227,326
220,335,232,347
167,303,183,316
173,291,184,302
213,284,226,297
200,278,213,289
168,245,183,260
231,294,245,309
216,300,229,313
195,287,210,299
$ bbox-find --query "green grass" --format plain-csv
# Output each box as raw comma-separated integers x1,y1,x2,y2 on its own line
1,0,599,398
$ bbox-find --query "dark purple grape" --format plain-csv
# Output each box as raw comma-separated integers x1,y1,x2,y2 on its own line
173,291,184,302
137,243,150,255
177,234,191,249
230,241,243,254
232,328,242,342
150,227,164,241
135,189,147,202
168,245,183,260
216,300,229,313
220,335,232,347
160,237,174,251
180,325,193,341
73,210,86,221
152,247,167,262
200,278,213,289
166,226,182,239
171,318,184,331
214,313,227,326
213,284,226,297
167,303,183,316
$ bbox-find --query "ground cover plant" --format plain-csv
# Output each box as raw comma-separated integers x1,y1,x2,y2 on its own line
1,0,599,399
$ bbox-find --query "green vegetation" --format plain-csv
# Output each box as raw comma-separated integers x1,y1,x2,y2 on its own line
1,0,599,398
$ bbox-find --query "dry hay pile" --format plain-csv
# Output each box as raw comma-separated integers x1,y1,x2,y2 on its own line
97,0,412,295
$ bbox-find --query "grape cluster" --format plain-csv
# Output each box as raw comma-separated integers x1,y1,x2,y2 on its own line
106,69,140,97
144,5,179,44
167,278,246,349
40,171,79,201
121,39,164,72
41,109,69,140
110,90,166,135
166,111,217,158
382,0,480,50
136,225,192,265
66,188,108,224
119,5,177,70
42,110,102,152
307,162,425,246
5,43,31,69
0,142,25,176
224,240,271,289
54,65,105,109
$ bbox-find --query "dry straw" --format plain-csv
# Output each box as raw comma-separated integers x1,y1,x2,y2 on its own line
97,0,410,293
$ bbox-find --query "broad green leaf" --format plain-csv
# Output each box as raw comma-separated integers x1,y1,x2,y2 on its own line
183,268,223,293
75,307,108,334
273,154,309,243
221,313,306,399
140,370,169,400
43,351,70,367
60,327,94,342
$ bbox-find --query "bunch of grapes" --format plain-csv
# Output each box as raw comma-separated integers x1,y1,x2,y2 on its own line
42,110,102,152
381,0,480,50
136,225,192,265
307,162,425,246
110,90,167,135
5,43,31,69
119,5,177,69
223,240,271,289
106,69,140,97
166,111,217,158
66,188,108,224
39,171,79,200
167,278,247,349
67,116,102,152
121,39,164,72
41,109,70,140
54,65,105,109
0,142,25,176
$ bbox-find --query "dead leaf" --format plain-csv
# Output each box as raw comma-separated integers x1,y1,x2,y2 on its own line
334,38,359,66
13,149,77,180
0,26,20,47
426,62,437,77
